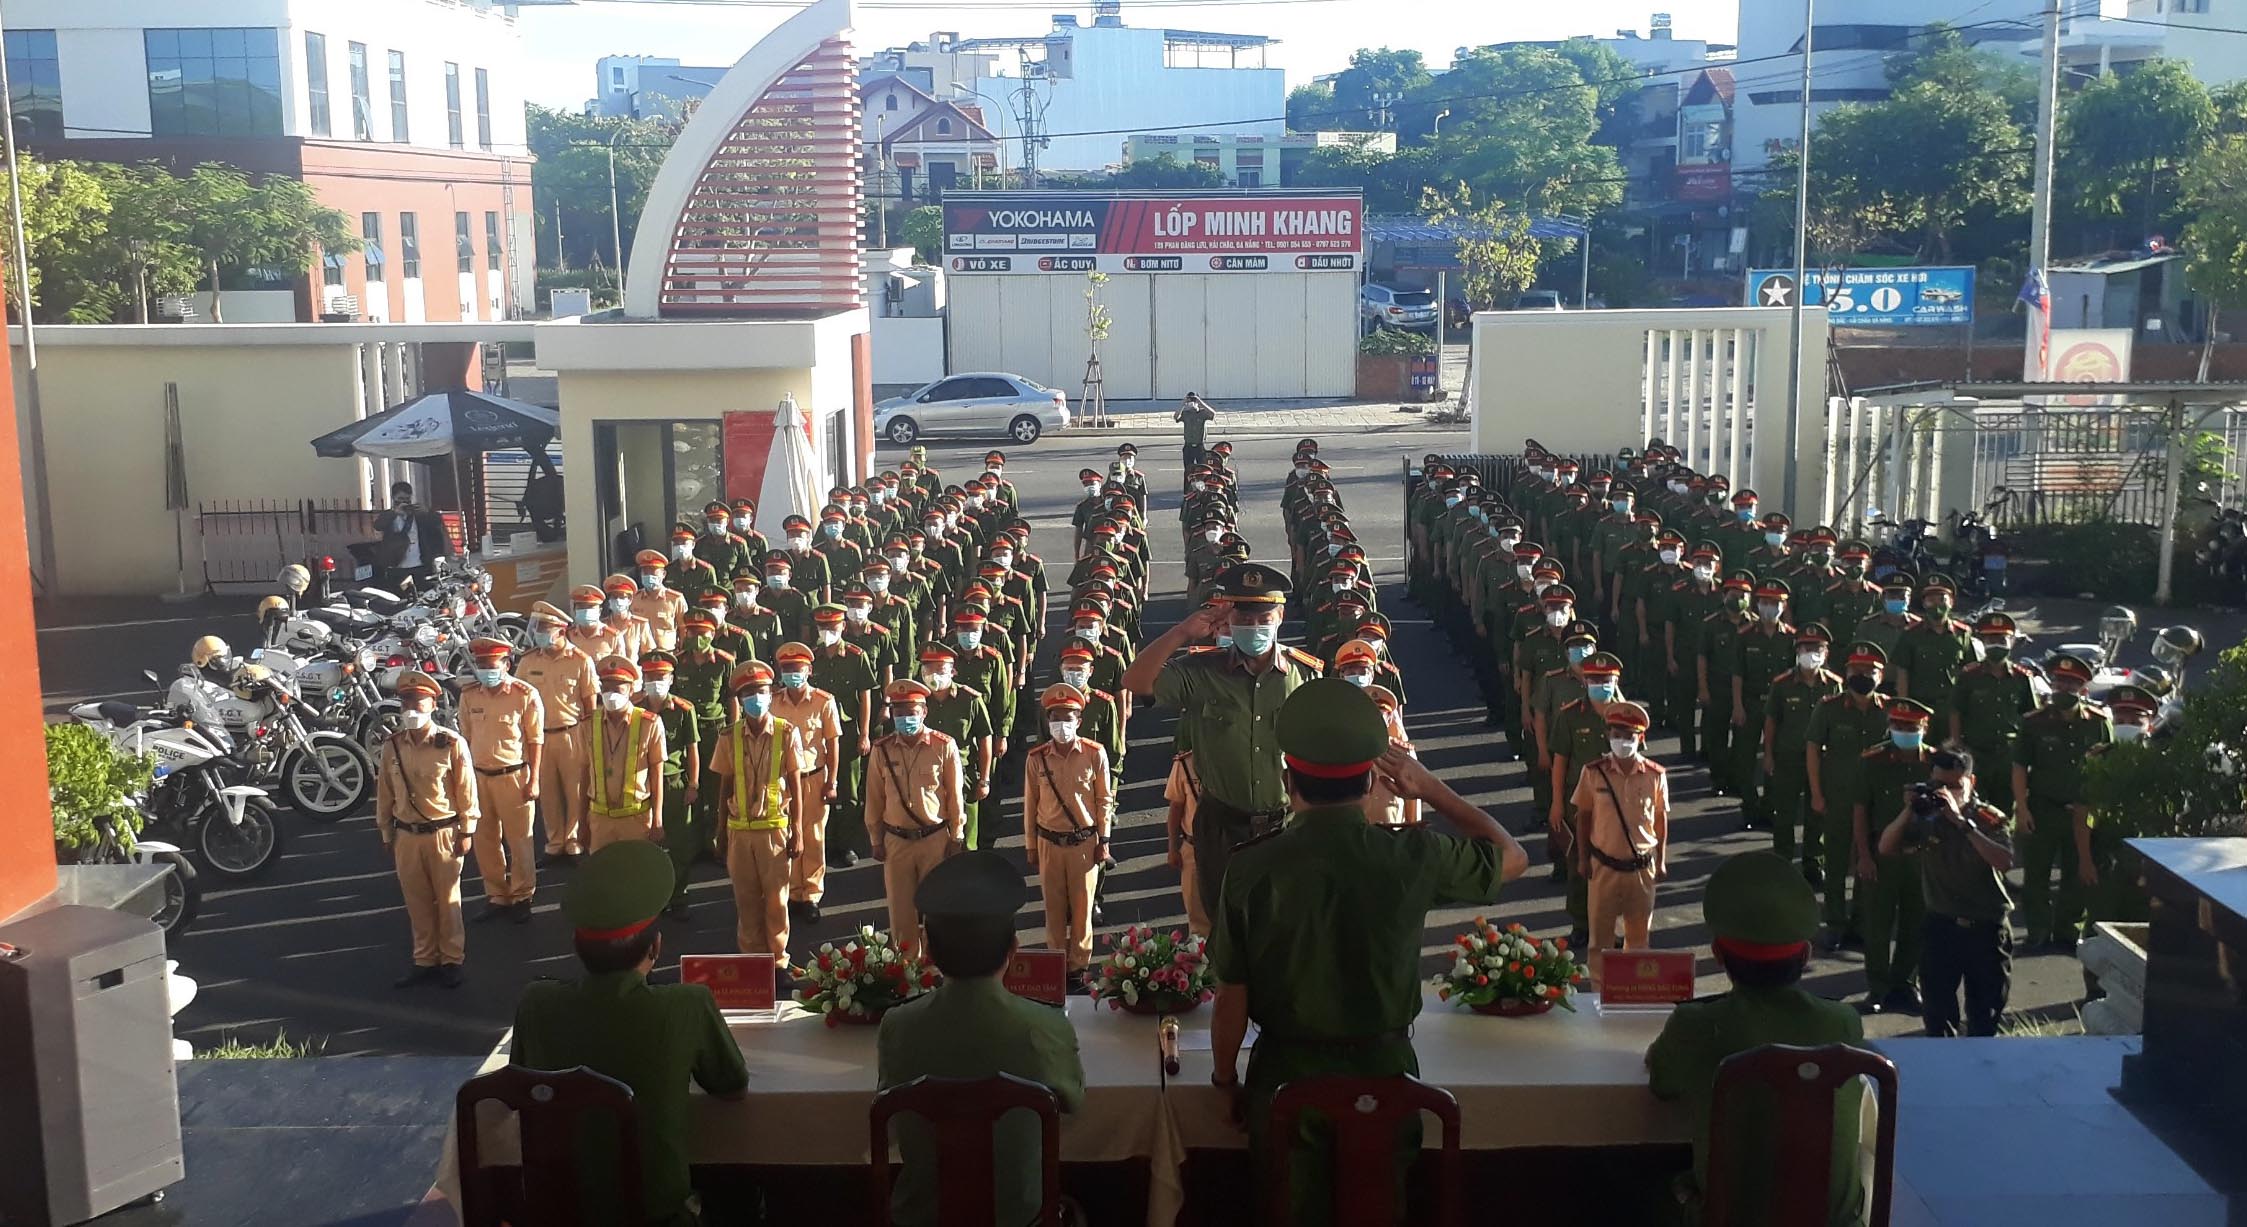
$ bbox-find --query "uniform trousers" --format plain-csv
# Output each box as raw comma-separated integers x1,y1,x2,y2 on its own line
690,725,723,856
726,823,792,959
829,745,871,859
472,768,536,905
1035,834,1101,970
1586,859,1657,954
659,780,697,906
1816,799,1862,930
1192,803,1260,924
1497,663,1525,755
1861,854,1924,999
1764,757,1813,862
2019,796,2081,941
585,809,657,852
880,828,954,952
1700,692,1735,792
789,768,832,902
1667,665,1699,757
393,826,466,967
1179,841,1209,937
1920,914,2011,1037
1729,695,1770,821
538,725,588,855
1555,803,1591,934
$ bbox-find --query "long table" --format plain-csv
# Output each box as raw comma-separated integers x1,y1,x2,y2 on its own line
433,989,1691,1226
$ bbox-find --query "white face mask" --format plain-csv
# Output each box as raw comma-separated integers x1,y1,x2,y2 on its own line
766,574,790,590
1658,548,1681,565
732,514,754,532
888,552,911,570
601,690,631,713
787,534,811,551
1204,529,1221,543
640,570,662,587
1609,736,1640,760
671,543,693,561
817,628,841,646
991,553,1013,569
923,667,954,689
644,679,671,700
1516,564,1536,581
1048,719,1079,744
1060,668,1091,689
1693,564,1716,582
734,589,758,606
845,605,870,623
399,708,432,730
1797,650,1828,671
705,520,728,537
607,597,630,615
1545,609,1569,628
1498,535,1521,551
1757,601,1783,620
868,575,890,593
2114,723,2148,743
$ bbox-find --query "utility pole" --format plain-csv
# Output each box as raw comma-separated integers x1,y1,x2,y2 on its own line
607,126,629,285
1781,0,1815,518
0,10,56,591
2024,0,2063,383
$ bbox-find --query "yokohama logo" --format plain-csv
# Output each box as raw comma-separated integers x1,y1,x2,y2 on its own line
983,209,1096,228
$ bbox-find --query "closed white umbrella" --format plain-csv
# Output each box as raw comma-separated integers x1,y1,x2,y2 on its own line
757,395,820,529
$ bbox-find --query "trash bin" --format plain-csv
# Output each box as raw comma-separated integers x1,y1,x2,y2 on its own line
0,905,184,1226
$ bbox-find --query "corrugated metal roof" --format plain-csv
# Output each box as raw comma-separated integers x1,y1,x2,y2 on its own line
1365,214,1588,243
2050,252,2181,275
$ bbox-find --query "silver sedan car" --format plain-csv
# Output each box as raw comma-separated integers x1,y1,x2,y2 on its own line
873,372,1069,445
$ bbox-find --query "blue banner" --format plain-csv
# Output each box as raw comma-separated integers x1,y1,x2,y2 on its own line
1743,266,1975,327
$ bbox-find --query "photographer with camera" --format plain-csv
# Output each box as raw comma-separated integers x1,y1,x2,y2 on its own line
1876,747,2017,1037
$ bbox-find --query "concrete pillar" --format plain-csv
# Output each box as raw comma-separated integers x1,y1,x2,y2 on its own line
0,329,56,918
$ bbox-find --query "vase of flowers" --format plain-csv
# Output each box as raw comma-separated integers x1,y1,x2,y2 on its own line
1430,917,1584,1016
793,926,936,1027
1090,925,1214,1015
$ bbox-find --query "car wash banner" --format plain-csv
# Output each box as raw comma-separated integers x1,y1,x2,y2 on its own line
942,190,1363,275
1744,265,1975,327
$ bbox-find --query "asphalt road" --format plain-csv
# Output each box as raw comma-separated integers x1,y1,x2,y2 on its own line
33,423,2182,1054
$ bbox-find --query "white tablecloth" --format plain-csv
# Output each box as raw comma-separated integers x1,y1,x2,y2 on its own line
431,991,1690,1226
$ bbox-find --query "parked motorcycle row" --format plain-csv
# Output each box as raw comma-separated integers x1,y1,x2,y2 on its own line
66,558,520,935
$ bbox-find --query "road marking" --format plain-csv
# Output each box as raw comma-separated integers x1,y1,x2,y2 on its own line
39,614,213,634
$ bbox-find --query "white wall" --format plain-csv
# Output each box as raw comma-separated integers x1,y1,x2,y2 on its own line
871,315,946,385
972,24,1282,172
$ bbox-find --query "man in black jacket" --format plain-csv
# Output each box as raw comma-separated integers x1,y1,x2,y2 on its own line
374,481,455,589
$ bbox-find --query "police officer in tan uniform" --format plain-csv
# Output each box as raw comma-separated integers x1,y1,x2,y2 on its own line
602,574,655,661
629,548,689,651
709,660,807,972
863,678,966,952
770,641,842,919
378,671,478,988
565,583,627,662
585,655,668,851
1024,684,1113,982
518,600,599,862
461,636,544,923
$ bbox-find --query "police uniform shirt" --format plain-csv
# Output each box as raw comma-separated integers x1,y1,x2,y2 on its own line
519,644,599,728
1152,647,1317,814
377,727,476,838
460,678,545,770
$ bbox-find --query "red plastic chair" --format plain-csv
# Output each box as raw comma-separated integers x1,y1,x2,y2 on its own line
869,1073,1063,1227
455,1065,644,1227
1703,1043,1899,1227
1263,1074,1462,1227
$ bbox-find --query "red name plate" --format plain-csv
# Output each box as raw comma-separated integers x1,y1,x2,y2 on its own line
680,954,777,1012
1597,949,1697,1006
1003,950,1069,1006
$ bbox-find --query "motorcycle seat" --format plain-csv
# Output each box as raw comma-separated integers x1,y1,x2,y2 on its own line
97,701,145,727
349,589,413,615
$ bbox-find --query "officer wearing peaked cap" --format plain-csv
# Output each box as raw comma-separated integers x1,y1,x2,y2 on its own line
1647,851,1868,1226
461,635,544,923
511,840,749,1227
1209,679,1527,1226
379,670,477,987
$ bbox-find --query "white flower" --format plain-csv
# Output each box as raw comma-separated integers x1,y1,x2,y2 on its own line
1121,981,1140,1001
1122,956,1137,970
819,942,834,956
847,1001,865,1015
860,925,877,939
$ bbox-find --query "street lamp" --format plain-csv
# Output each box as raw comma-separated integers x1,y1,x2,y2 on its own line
607,125,629,284
950,83,1009,185
1431,108,1451,138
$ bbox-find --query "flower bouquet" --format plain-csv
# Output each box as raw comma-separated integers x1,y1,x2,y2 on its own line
1089,925,1214,1015
793,926,936,1027
1430,918,1584,1016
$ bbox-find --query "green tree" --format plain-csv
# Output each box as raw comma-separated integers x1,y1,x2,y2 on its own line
0,154,110,319
1422,183,1543,309
899,205,943,264
1801,79,2027,262
1550,37,1640,133
1405,47,1623,217
1331,48,1432,131
1105,153,1227,190
1287,83,1336,133
527,105,677,272
171,165,357,321
2061,58,2215,244
1293,141,1437,213
1886,24,2037,126
2182,134,2247,372
70,163,204,323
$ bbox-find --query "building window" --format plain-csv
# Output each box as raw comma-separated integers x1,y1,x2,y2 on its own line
322,250,346,289
348,42,372,140
885,93,898,111
456,211,474,273
609,64,626,90
444,62,463,148
485,212,503,271
4,30,61,143
145,27,283,138
387,50,408,142
936,116,952,135
1237,169,1261,187
304,32,331,137
400,212,421,279
362,212,385,280
474,68,492,150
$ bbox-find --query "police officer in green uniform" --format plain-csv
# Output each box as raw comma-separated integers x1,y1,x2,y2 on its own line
859,559,917,658
1647,852,1867,1226
694,591,751,666
512,840,749,1227
1851,573,1920,660
1855,699,1933,1014
1762,623,1842,871
838,581,899,686
917,642,997,849
1209,680,1528,1226
1730,579,1797,828
1805,642,1891,948
760,551,813,645
635,652,704,916
2070,685,2156,936
1821,541,1882,642
693,500,754,590
1697,572,1757,796
670,613,733,902
1125,562,1324,915
1877,744,2018,1037
1530,620,1601,851
1631,529,1690,727
1548,651,1628,944
1661,543,1723,755
726,573,784,659
948,606,1015,759
808,603,880,866
2011,654,2113,950
1949,611,2040,816
1891,575,1973,727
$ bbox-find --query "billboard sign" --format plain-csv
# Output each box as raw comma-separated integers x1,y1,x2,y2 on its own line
943,191,1363,274
1672,164,1731,203
1744,266,1975,328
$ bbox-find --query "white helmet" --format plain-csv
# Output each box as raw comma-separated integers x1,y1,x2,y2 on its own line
190,635,232,668
279,564,310,594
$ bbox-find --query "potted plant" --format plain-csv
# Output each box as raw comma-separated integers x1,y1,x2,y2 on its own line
1430,917,1584,1016
48,723,155,859
1089,924,1214,1014
793,926,935,1027
1356,326,1437,400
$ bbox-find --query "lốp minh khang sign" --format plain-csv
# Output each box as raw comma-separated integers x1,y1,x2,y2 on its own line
941,191,1363,274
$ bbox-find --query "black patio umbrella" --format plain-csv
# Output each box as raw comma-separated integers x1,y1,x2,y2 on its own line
311,389,560,461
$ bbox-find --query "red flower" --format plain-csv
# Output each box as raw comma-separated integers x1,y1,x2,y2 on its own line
1554,937,1569,951
1475,975,1489,986
1508,923,1526,934
1456,934,1473,948
1508,961,1521,973
919,971,937,988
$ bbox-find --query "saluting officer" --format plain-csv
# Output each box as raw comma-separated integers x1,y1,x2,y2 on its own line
378,671,477,988
461,636,544,923
2012,653,2113,951
709,660,806,966
1024,684,1113,981
770,642,842,918
636,651,703,917
586,656,668,851
518,601,598,862
864,679,967,952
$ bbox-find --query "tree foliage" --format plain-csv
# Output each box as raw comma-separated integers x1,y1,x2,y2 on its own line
1422,183,1543,308
1324,48,1432,131
1794,76,2027,263
527,104,678,273
1286,83,1334,134
1104,153,1227,190
2181,134,2247,346
46,723,154,852
899,205,943,265
1,155,109,317
2061,58,2215,241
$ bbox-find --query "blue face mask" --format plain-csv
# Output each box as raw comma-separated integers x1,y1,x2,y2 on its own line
531,629,555,648
893,713,924,736
1611,499,1631,514
741,693,772,718
821,522,843,539
1586,681,1618,702
1231,623,1276,656
779,671,808,690
1215,631,1233,650
956,630,981,650
1891,729,1923,750
1884,598,1909,616
1764,532,1786,548
1567,644,1593,664
474,667,504,687
1737,507,1757,523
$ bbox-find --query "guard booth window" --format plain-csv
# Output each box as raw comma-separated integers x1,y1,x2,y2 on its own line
592,421,724,573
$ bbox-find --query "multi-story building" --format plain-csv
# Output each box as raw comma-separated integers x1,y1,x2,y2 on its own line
5,0,535,324
587,53,726,122
860,74,1001,202
1120,131,1394,188
2031,0,2247,87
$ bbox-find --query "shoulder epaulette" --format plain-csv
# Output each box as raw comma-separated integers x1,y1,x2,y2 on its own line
1860,744,1889,760
1283,646,1326,673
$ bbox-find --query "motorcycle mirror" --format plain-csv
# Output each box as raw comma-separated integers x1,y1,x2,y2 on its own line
144,669,163,686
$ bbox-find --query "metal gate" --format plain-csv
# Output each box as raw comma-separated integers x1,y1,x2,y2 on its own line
195,499,385,589
1965,408,2175,525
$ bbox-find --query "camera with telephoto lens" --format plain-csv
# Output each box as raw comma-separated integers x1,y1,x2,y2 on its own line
1909,781,1947,823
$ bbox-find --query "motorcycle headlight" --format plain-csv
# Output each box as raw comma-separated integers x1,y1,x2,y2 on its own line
476,572,494,593
413,624,439,648
358,649,377,671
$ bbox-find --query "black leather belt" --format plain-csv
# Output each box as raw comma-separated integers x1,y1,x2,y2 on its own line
1589,845,1654,873
883,822,947,841
544,721,581,733
395,819,463,836
1035,826,1098,846
476,763,527,776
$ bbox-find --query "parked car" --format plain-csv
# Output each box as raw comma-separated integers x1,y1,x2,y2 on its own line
1359,283,1439,334
1511,290,1565,311
873,373,1069,445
